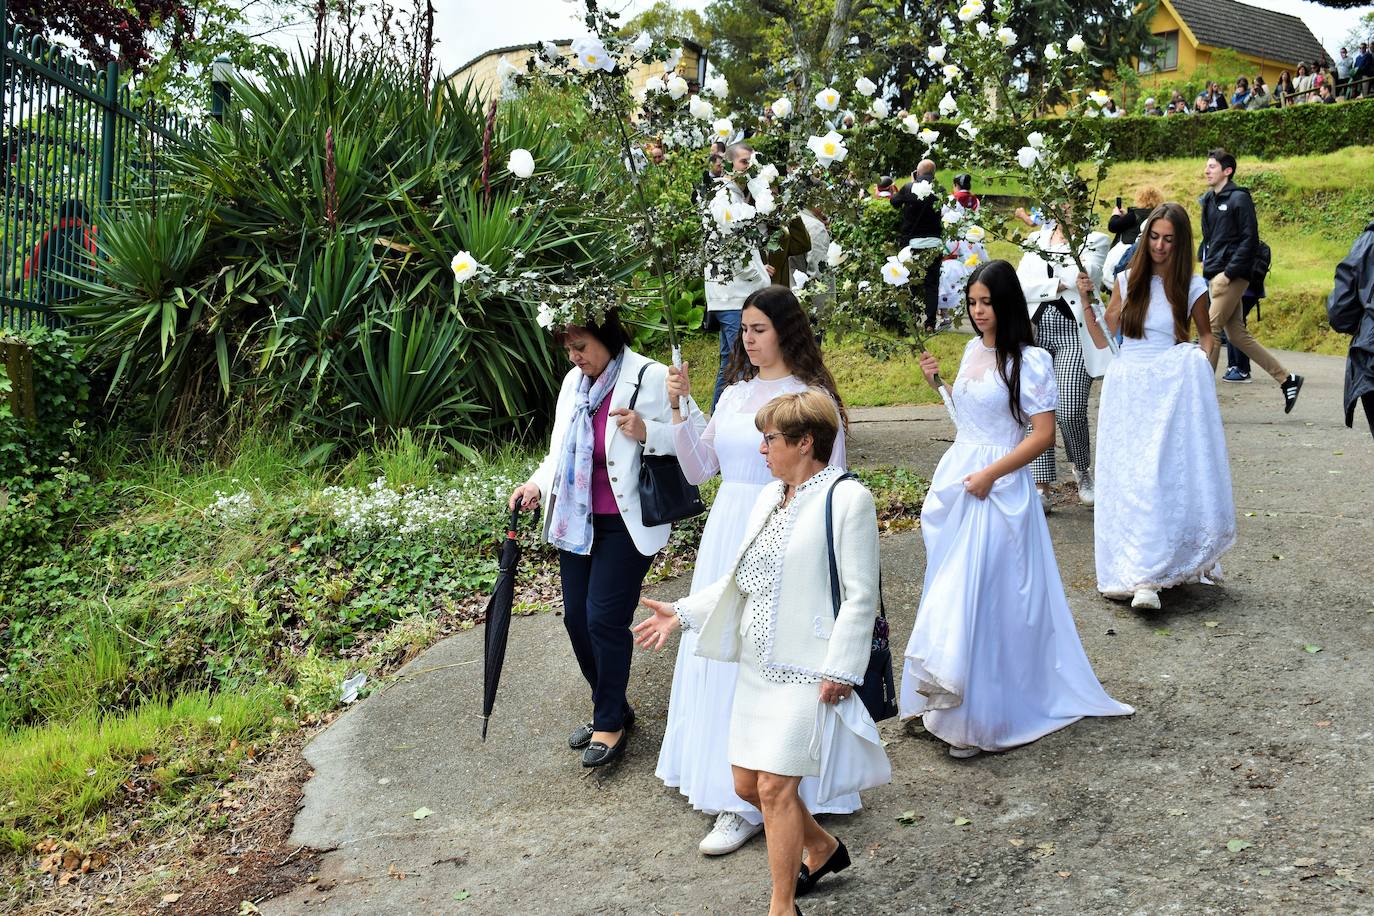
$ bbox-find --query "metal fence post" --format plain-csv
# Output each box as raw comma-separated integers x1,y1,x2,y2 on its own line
99,60,118,208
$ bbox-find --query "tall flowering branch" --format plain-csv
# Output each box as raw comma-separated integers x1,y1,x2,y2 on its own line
325,126,338,234
480,100,498,206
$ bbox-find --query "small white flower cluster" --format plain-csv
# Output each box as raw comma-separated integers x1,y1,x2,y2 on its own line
207,489,255,524
320,470,531,542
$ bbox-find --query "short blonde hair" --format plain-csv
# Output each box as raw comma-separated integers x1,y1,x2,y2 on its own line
1135,185,1164,209
755,388,840,463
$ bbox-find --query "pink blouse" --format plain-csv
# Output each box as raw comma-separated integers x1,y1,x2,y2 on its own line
591,397,618,515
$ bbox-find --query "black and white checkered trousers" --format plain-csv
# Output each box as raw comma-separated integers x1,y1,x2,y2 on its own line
1029,304,1093,484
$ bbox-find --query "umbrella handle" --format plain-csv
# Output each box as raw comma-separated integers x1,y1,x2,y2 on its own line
509,497,542,537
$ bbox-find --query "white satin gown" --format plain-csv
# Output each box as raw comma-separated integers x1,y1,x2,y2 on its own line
1094,273,1236,596
900,340,1134,751
657,376,860,822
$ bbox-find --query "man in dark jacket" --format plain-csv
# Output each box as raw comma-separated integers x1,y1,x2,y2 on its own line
1327,220,1374,438
1199,148,1303,412
891,159,944,331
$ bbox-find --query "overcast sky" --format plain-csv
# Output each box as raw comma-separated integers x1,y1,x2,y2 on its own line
266,0,1372,73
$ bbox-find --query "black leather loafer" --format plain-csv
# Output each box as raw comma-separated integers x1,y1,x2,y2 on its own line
797,838,850,896
567,722,594,750
580,730,628,768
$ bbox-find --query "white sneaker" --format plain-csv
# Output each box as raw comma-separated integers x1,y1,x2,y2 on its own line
699,811,763,856
1037,487,1052,515
948,745,982,759
1073,467,1094,507
1131,588,1161,610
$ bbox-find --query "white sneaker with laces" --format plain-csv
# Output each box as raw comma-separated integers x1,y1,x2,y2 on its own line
699,811,763,856
948,745,982,759
1131,588,1161,610
1074,467,1095,507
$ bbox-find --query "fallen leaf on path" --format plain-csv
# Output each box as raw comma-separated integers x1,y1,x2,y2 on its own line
1227,839,1254,853
953,817,971,827
161,893,183,904
1167,809,1186,817
1316,720,1332,728
226,865,239,875
239,903,261,915
1294,857,1319,867
412,807,434,820
1057,870,1072,878
1303,644,1323,654
896,810,920,825
1154,628,1171,637
1272,554,1283,561
454,890,472,901
1031,842,1056,859
1008,838,1025,847
387,863,407,880
1204,621,1219,629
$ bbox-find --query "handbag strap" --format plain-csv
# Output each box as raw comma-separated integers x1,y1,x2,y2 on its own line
825,472,886,623
627,361,650,412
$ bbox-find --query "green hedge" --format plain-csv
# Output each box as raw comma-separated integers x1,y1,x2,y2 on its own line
855,98,1374,174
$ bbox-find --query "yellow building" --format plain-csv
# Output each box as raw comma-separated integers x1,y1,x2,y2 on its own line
450,39,707,103
1137,0,1329,89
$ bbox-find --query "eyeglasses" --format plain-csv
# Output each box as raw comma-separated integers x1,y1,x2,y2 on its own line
761,433,792,449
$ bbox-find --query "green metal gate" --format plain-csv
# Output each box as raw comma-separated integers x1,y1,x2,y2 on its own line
1,0,191,330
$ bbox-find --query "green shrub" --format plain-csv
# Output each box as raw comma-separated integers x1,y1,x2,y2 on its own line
0,327,89,481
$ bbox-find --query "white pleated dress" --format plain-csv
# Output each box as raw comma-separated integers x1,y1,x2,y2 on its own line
900,340,1135,752
656,376,860,821
1094,273,1237,597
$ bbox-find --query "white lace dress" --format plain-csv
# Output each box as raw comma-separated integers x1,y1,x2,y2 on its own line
657,377,858,819
900,340,1134,751
1094,272,1237,597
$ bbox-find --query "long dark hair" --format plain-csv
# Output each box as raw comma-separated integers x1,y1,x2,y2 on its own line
724,286,848,429
1122,203,1195,343
966,260,1036,424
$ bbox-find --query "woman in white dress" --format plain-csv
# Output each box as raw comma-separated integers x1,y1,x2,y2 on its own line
636,389,890,916
659,285,858,857
1082,202,1236,610
900,259,1134,757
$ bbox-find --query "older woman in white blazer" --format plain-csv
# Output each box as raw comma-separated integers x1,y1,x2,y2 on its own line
510,309,699,769
637,389,890,916
1015,209,1111,510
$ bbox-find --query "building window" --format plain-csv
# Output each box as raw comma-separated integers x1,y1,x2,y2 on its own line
1139,31,1180,73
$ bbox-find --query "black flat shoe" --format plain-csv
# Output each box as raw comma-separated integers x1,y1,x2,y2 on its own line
580,730,628,768
568,706,634,750
796,838,850,896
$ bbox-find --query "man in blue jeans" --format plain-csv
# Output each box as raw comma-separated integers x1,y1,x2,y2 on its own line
704,142,770,407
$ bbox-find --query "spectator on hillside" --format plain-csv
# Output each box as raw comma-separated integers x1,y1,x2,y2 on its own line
1193,94,1210,114
1247,76,1272,109
1318,83,1338,104
1326,218,1374,439
1358,42,1374,96
1294,63,1315,101
1105,186,1165,278
1337,47,1355,97
1170,89,1186,109
1102,98,1122,118
1276,69,1296,105
1231,76,1252,108
1205,81,1229,111
1143,97,1164,116
951,173,980,211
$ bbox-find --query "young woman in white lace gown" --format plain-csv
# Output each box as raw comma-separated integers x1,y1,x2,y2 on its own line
1082,202,1236,610
900,260,1134,757
660,286,859,856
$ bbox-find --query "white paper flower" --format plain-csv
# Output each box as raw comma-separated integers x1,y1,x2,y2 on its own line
996,26,1017,47
572,37,614,72
927,44,947,63
910,179,934,199
451,251,480,282
826,241,845,266
901,114,921,134
957,0,985,21
507,148,534,178
870,98,889,119
806,130,848,167
882,258,911,286
1027,130,1045,148
709,189,756,231
964,225,987,243
957,119,978,140
938,92,959,116
496,56,519,82
942,209,961,226
1067,34,1086,54
918,127,941,146
754,162,780,184
1044,43,1060,61
814,87,841,111
541,40,561,61
644,76,665,93
942,63,961,84
1088,89,1111,107
630,32,652,55
705,75,729,97
792,269,811,289
536,303,557,329
664,47,682,72
752,189,777,215
1084,107,1100,118
1016,146,1041,169
975,21,991,37
712,117,734,139
688,95,714,120
771,97,793,118
964,252,983,268
666,75,688,99
855,76,877,97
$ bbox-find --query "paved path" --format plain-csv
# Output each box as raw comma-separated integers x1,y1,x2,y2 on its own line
263,350,1374,916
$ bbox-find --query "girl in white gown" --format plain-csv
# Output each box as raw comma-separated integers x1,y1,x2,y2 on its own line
900,260,1134,757
1083,202,1236,610
661,286,859,856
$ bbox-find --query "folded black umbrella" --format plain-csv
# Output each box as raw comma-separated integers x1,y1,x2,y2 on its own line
481,498,540,741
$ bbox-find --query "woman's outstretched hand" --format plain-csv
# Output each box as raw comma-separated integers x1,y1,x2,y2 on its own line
633,597,681,651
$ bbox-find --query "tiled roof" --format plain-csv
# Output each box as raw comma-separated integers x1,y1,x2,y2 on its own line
450,37,705,80
1165,0,1329,68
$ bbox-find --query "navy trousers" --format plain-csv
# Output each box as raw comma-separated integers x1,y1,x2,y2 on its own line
558,513,654,732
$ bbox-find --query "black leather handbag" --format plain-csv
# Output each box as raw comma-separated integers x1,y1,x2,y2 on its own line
627,363,706,527
825,472,899,723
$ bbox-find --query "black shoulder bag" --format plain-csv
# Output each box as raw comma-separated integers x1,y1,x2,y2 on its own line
825,472,898,722
628,362,707,527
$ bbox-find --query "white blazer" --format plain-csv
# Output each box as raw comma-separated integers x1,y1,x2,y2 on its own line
527,348,680,557
1017,228,1113,378
676,469,879,686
